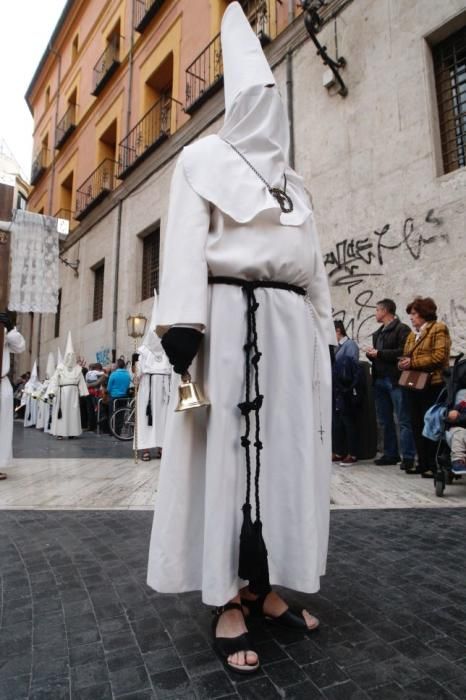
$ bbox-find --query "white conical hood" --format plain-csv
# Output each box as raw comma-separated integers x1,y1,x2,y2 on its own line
64,331,76,369
221,1,275,116
46,352,55,379
57,346,63,366
30,360,38,383
140,291,163,355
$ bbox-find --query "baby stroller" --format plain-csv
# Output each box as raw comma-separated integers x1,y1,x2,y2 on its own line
434,352,466,497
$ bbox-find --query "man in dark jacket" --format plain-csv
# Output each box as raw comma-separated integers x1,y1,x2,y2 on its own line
366,299,416,469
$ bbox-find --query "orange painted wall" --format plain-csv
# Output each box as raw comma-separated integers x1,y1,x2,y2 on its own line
27,0,292,217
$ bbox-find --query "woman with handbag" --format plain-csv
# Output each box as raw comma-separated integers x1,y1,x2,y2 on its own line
398,297,451,477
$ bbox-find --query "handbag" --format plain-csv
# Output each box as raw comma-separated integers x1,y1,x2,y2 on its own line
398,324,434,391
399,369,431,390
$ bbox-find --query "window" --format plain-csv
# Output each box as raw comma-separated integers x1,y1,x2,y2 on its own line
433,25,466,174
72,34,79,61
59,172,73,214
93,262,105,321
141,227,160,300
54,289,61,338
45,86,51,108
16,192,27,211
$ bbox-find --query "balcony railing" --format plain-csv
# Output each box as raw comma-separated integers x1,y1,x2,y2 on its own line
75,159,117,220
184,1,272,114
55,104,77,149
240,0,272,45
91,37,120,96
118,96,173,179
54,208,78,232
185,33,223,115
134,0,167,33
30,147,49,185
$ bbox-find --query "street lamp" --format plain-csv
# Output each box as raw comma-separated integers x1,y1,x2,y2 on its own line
127,313,147,343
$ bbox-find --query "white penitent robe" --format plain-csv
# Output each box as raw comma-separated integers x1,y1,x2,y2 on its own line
48,366,88,437
135,347,171,451
23,386,40,427
35,380,51,430
1,329,26,469
147,152,335,606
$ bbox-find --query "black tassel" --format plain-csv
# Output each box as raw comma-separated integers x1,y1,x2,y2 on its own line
146,400,153,426
238,504,270,593
27,411,31,421
58,407,62,419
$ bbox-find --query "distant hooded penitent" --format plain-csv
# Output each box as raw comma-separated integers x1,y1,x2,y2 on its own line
147,1,334,606
48,332,88,438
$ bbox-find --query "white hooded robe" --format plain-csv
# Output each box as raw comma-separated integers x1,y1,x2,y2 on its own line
1,328,25,469
48,335,88,437
147,2,335,606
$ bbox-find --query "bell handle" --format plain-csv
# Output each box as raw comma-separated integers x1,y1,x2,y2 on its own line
181,371,192,383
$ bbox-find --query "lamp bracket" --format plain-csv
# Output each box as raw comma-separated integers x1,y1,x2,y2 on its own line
301,0,348,97
59,254,80,277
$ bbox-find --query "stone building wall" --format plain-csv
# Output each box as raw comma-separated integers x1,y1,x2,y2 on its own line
20,0,466,376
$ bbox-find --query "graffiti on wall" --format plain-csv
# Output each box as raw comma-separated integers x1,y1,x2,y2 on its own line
96,347,111,366
324,207,451,343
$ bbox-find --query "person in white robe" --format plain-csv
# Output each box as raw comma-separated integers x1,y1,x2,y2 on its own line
135,291,171,460
23,360,41,427
48,332,88,438
36,352,56,431
146,2,335,673
0,312,25,479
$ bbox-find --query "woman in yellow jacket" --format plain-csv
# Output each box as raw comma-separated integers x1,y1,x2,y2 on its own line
399,297,451,477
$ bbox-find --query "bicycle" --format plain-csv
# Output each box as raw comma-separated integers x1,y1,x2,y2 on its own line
110,398,135,441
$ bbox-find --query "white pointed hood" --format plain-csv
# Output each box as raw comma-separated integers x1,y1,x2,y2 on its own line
46,352,56,380
30,360,38,384
140,291,163,355
64,331,76,369
181,1,311,227
57,346,63,367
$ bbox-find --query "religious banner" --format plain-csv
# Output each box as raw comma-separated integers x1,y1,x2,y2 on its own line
8,210,59,313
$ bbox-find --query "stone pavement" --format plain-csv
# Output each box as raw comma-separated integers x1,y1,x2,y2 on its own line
1,508,466,700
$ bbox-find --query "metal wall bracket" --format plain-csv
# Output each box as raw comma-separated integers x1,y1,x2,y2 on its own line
301,0,348,97
59,254,80,277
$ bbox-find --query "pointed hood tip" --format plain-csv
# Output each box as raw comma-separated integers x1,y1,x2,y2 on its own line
221,0,275,114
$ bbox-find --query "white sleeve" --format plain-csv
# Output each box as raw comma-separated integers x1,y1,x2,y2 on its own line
156,153,210,336
78,372,89,397
6,328,26,354
307,222,336,347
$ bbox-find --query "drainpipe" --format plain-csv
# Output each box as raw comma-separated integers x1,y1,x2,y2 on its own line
286,51,295,169
112,200,123,362
110,0,134,363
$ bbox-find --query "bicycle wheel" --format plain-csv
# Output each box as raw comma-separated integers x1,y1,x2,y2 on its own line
110,407,134,441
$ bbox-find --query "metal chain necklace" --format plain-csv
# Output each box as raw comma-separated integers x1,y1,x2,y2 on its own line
221,138,294,214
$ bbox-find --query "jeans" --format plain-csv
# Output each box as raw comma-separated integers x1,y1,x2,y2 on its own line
374,377,416,460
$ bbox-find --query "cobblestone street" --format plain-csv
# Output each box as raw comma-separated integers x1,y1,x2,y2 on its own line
1,425,466,699
1,509,466,700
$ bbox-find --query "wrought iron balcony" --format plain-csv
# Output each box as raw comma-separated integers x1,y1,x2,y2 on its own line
54,208,78,231
30,147,49,185
75,159,117,220
91,37,120,96
55,104,77,150
240,0,272,45
185,33,223,115
184,1,272,114
134,0,167,33
118,96,173,179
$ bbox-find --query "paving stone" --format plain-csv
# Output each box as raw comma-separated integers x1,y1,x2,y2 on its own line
143,647,182,674
150,667,192,698
366,683,407,700
322,680,369,699
109,664,151,696
31,651,69,684
284,680,324,698
264,659,308,688
71,659,109,690
304,658,348,689
28,680,70,699
402,677,459,699
285,640,324,666
71,682,113,699
182,649,223,676
192,669,235,699
69,642,105,667
237,675,282,698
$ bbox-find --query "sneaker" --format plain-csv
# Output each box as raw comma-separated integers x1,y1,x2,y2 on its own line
332,453,343,462
400,459,415,471
374,455,400,466
451,461,466,475
339,456,358,466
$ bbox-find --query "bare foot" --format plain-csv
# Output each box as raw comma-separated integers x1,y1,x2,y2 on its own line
215,595,258,668
241,588,319,630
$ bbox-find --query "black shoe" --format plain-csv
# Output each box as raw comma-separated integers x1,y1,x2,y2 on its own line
406,466,423,474
374,456,400,466
212,603,259,675
421,469,435,479
400,459,414,471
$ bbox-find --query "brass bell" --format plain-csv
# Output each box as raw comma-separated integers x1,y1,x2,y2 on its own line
175,372,210,412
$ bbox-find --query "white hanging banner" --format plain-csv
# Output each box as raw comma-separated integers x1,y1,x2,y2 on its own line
8,210,59,313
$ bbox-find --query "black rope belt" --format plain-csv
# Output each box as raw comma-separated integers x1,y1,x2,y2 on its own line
145,373,159,427
209,276,306,594
57,383,78,420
